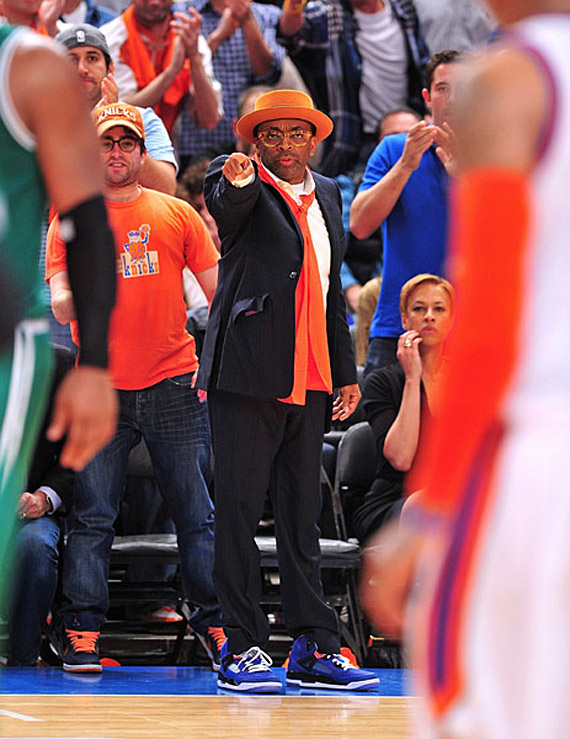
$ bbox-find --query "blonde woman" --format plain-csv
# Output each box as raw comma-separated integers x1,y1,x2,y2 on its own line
352,274,454,543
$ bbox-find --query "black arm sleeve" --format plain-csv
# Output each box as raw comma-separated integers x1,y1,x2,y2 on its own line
0,265,23,350
59,195,116,368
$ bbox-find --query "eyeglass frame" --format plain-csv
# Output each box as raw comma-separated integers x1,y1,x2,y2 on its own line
255,126,314,148
100,135,144,153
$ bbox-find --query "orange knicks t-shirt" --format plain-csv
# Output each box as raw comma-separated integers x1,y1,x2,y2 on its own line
45,187,219,390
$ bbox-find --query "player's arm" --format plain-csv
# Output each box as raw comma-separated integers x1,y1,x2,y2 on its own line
350,121,436,240
362,48,547,638
408,48,546,515
11,37,118,470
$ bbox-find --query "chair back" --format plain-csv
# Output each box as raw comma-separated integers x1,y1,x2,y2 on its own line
334,421,377,494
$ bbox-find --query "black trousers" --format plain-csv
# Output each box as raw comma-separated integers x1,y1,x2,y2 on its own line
208,388,340,655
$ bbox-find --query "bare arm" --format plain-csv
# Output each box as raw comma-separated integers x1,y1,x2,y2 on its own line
361,45,547,645
11,38,117,469
383,332,422,471
194,263,219,305
13,39,104,212
350,122,436,240
182,11,221,130
279,0,306,37
408,48,545,513
186,48,221,130
49,270,75,325
123,37,186,109
139,158,177,195
38,0,65,36
207,8,239,54
230,0,274,77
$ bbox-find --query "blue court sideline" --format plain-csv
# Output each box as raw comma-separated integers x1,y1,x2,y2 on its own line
0,666,409,697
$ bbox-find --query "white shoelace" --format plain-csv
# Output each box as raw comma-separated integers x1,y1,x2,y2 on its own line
324,653,351,670
237,647,274,673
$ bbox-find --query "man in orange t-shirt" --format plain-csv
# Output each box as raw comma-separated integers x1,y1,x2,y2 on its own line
46,103,223,675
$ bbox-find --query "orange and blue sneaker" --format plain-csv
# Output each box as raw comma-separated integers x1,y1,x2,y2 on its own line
286,635,379,691
62,616,102,674
217,641,282,693
196,626,226,671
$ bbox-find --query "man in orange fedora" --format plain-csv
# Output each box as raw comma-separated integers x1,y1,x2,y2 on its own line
198,89,379,693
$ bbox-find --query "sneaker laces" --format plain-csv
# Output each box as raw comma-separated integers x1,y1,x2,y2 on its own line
207,626,226,650
237,646,273,673
66,630,99,653
315,650,351,670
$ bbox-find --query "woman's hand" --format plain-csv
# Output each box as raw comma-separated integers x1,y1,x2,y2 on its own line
397,330,422,381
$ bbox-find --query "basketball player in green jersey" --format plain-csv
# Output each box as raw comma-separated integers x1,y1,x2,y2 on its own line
0,25,118,612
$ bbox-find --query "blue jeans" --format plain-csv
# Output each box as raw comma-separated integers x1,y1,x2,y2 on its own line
363,336,399,378
61,373,220,635
8,516,61,665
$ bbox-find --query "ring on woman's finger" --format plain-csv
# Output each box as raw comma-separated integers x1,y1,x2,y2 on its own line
404,339,412,348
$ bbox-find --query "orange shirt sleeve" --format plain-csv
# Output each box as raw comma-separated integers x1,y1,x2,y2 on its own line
406,168,531,518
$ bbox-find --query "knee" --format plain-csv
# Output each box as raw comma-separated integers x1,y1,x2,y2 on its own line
15,524,60,575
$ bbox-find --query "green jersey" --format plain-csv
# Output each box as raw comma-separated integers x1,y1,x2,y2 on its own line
0,25,53,620
0,25,48,321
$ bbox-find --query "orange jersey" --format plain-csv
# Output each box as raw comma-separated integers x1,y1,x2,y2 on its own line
46,187,218,390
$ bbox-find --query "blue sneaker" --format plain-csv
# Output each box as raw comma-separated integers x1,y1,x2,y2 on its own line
217,641,282,693
286,635,379,691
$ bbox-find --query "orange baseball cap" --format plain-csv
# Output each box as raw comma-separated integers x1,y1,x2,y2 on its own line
93,103,145,140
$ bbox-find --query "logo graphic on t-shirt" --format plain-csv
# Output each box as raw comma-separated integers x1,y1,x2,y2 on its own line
119,223,160,278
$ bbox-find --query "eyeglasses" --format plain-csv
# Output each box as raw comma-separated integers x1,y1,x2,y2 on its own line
256,129,313,147
101,136,141,153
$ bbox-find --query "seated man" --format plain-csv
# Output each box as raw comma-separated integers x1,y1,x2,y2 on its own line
5,346,74,666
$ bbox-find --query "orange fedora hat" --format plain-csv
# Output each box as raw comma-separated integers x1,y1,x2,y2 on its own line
236,89,333,145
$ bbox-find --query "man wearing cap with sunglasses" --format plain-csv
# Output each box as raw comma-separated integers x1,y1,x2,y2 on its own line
46,103,224,674
198,89,379,693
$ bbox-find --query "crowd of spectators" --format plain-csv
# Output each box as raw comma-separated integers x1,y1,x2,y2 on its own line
0,0,498,674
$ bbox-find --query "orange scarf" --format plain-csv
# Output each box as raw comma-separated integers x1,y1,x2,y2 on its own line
33,17,49,34
119,5,191,134
257,159,332,405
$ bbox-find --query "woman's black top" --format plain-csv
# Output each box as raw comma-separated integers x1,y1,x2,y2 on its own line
351,362,431,543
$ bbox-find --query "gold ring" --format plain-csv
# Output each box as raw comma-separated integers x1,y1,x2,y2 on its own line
404,339,412,348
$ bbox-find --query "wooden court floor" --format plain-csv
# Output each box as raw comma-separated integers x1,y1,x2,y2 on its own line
0,694,414,738
0,666,414,738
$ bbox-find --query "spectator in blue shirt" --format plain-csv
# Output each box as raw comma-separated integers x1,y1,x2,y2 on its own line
350,50,467,374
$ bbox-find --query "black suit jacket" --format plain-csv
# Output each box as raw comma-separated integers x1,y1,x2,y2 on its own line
198,157,357,399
